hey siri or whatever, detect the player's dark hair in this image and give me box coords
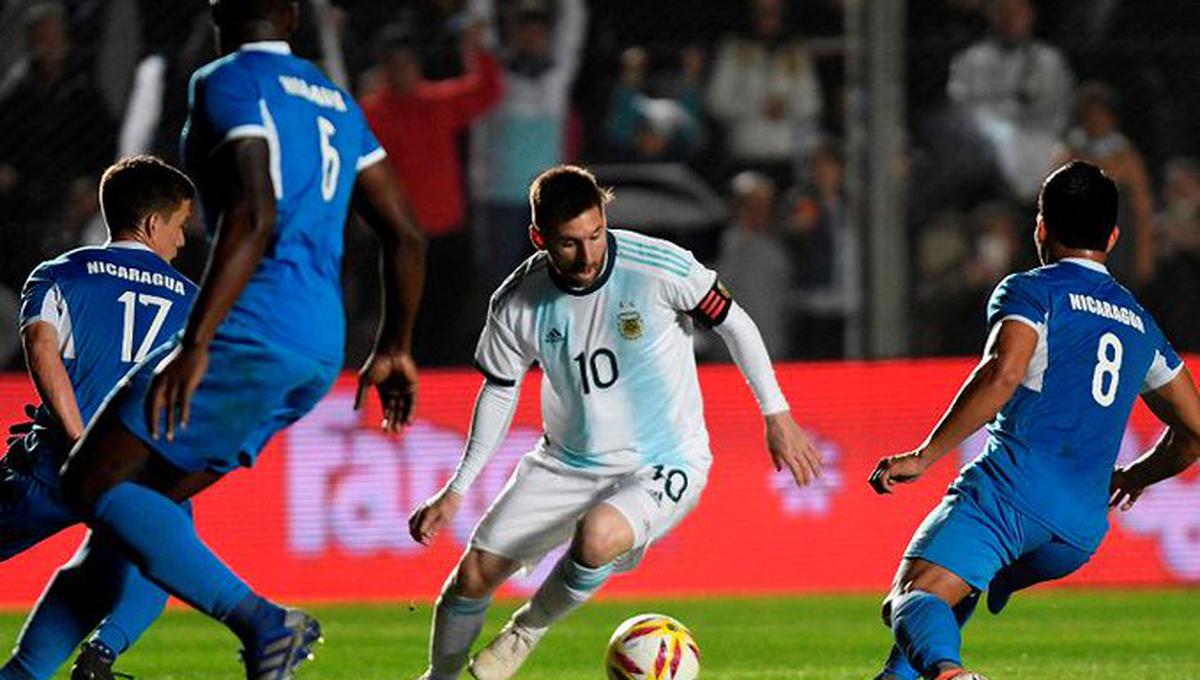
[100,155,195,239]
[1038,160,1118,251]
[209,0,295,23]
[529,165,613,234]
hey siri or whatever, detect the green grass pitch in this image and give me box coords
[2,590,1198,678]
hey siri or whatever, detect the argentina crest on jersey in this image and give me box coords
[617,301,643,340]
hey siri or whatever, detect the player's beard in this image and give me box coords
[568,262,601,287]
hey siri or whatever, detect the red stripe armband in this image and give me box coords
[688,280,733,328]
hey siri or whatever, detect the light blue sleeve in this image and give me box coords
[19,262,64,332]
[193,61,266,143]
[986,273,1048,330]
[355,111,386,173]
[1142,319,1184,393]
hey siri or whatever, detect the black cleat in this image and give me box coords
[240,609,323,680]
[70,641,134,680]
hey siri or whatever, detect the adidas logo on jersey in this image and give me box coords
[545,328,565,344]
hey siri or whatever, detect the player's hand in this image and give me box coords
[1108,465,1145,512]
[145,342,210,442]
[869,450,928,495]
[408,487,462,546]
[766,411,822,488]
[355,349,418,433]
[6,404,37,444]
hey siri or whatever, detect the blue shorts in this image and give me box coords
[904,482,1093,592]
[113,330,338,474]
[0,442,76,560]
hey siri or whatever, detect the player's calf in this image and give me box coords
[423,551,517,680]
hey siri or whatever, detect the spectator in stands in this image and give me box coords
[605,46,705,163]
[117,2,211,162]
[0,0,135,115]
[467,0,588,288]
[785,141,855,358]
[1057,82,1156,287]
[0,2,114,296]
[706,0,823,182]
[912,211,979,355]
[716,171,790,357]
[963,200,1024,289]
[360,21,502,366]
[1158,157,1200,259]
[1147,157,1200,351]
[947,0,1073,204]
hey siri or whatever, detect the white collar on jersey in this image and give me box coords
[239,41,292,55]
[1059,257,1109,274]
[107,240,154,253]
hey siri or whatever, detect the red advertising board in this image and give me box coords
[2,359,1197,608]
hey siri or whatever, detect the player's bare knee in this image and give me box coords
[573,511,634,567]
[449,551,507,599]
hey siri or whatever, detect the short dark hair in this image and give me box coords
[100,155,195,239]
[1038,160,1118,251]
[529,165,613,234]
[210,0,295,24]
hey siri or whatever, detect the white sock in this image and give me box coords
[513,555,614,631]
[428,592,491,680]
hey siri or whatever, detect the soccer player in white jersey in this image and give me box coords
[408,165,823,680]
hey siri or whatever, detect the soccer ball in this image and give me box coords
[605,613,700,680]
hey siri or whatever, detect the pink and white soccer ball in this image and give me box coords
[605,613,700,680]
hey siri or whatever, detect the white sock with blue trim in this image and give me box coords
[513,556,614,632]
[428,592,491,680]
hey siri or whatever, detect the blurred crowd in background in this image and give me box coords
[0,0,1198,370]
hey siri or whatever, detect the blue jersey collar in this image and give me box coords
[1059,257,1109,274]
[239,41,292,55]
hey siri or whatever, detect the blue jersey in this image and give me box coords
[181,41,385,362]
[959,258,1183,551]
[18,242,196,458]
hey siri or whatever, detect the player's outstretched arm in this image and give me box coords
[711,301,822,487]
[869,319,1037,495]
[408,379,520,544]
[1110,367,1200,510]
[21,322,84,442]
[351,160,427,432]
[146,139,275,441]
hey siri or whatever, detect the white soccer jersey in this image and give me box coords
[474,229,728,473]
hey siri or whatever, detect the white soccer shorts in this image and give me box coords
[469,449,710,573]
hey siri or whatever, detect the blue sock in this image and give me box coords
[0,664,36,680]
[91,482,252,623]
[891,590,962,677]
[877,644,920,680]
[89,558,169,654]
[878,592,977,680]
[89,502,191,654]
[225,593,288,649]
[1,538,111,680]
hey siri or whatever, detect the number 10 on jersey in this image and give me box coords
[574,348,619,394]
